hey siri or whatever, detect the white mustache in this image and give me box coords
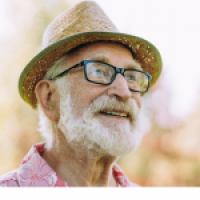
[86,95,139,122]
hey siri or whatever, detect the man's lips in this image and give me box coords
[100,109,129,115]
[99,110,130,120]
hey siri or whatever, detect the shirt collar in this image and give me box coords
[17,143,136,187]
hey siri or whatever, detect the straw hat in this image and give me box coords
[18,1,162,109]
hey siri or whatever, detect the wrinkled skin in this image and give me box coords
[35,42,142,186]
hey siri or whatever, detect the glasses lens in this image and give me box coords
[86,62,115,84]
[124,71,149,92]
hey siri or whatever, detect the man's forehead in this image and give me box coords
[66,41,142,70]
[87,53,142,70]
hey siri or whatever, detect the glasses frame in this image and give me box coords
[50,60,152,93]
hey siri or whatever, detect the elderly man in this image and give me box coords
[0,1,162,187]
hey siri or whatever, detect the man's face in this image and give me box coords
[56,42,143,156]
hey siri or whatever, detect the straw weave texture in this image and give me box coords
[19,1,162,108]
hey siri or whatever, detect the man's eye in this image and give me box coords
[125,76,137,81]
[92,70,104,75]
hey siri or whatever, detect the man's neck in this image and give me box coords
[41,129,118,187]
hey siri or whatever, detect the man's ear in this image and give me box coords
[35,80,60,121]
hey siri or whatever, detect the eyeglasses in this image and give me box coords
[50,60,152,93]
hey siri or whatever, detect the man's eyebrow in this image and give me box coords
[125,61,143,71]
[89,54,109,63]
[89,54,143,70]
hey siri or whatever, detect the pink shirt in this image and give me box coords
[0,143,138,187]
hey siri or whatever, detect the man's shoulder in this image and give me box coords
[0,170,19,187]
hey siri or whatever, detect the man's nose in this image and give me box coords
[107,74,132,101]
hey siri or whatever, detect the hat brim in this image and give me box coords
[18,31,162,109]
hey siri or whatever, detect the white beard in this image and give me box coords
[56,79,143,157]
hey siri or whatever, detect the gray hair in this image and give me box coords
[37,54,68,149]
[43,55,68,80]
